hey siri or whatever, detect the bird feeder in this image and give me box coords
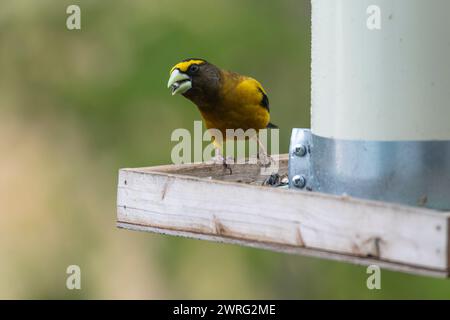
[117,0,450,277]
[289,0,450,210]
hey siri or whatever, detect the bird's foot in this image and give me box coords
[210,155,234,175]
[210,155,235,164]
[210,154,225,164]
[257,152,273,168]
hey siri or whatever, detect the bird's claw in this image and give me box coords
[210,155,233,175]
[257,152,273,168]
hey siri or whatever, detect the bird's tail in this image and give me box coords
[266,122,278,129]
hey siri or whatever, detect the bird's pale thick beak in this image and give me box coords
[167,69,192,95]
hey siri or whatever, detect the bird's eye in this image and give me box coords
[189,64,199,74]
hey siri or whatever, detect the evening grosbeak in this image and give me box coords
[167,58,277,166]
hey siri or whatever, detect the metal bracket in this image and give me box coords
[289,128,450,211]
[288,129,313,190]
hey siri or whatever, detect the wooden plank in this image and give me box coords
[117,222,448,278]
[116,155,450,277]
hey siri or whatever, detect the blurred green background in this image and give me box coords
[1,0,449,299]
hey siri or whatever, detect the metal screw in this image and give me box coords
[294,144,307,157]
[292,175,306,189]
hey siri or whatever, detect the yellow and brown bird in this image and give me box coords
[167,58,277,164]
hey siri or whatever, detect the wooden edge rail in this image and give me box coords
[116,154,450,278]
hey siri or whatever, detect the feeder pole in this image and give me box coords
[311,0,450,141]
[289,0,450,210]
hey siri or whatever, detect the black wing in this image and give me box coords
[258,87,270,112]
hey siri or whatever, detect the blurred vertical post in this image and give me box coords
[311,0,450,141]
[289,0,450,209]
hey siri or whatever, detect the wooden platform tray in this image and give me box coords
[117,154,450,277]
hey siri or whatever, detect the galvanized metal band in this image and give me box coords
[289,128,450,211]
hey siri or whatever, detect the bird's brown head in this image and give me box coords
[167,58,221,106]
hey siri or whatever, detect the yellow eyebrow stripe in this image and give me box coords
[170,60,206,74]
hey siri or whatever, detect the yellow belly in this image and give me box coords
[199,103,270,136]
